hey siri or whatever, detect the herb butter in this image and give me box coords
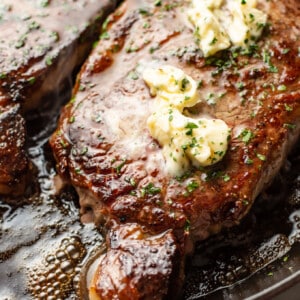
[188,0,267,57]
[143,65,230,176]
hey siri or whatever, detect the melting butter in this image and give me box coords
[188,0,267,57]
[143,65,230,176]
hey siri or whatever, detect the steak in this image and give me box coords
[0,104,28,195]
[50,0,300,299]
[0,0,117,196]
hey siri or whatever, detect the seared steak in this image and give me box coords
[0,0,116,196]
[50,0,300,299]
[0,104,29,196]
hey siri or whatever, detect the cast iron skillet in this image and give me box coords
[0,84,299,300]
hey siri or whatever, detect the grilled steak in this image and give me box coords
[0,0,116,196]
[50,0,300,299]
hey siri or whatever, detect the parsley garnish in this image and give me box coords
[186,180,199,193]
[283,123,296,130]
[239,129,255,144]
[257,153,266,161]
[222,174,231,182]
[277,84,287,91]
[184,219,191,232]
[100,31,110,40]
[185,122,198,136]
[244,157,253,165]
[140,183,161,196]
[115,159,127,174]
[180,77,190,91]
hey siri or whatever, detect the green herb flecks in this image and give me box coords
[27,76,36,85]
[283,123,296,130]
[140,183,161,197]
[115,159,127,175]
[100,31,110,40]
[180,77,190,91]
[186,180,199,193]
[185,122,198,136]
[184,219,191,232]
[239,129,255,144]
[257,153,266,161]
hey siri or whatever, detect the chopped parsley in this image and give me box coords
[197,80,203,89]
[185,122,198,136]
[186,180,199,193]
[180,77,190,91]
[68,116,75,123]
[28,21,40,31]
[284,104,293,112]
[60,140,67,148]
[281,48,290,54]
[257,153,266,161]
[75,167,81,174]
[244,157,253,165]
[27,76,36,85]
[239,129,255,144]
[100,31,110,40]
[115,159,127,174]
[209,37,218,45]
[149,44,160,53]
[262,49,278,73]
[222,174,231,182]
[236,82,245,90]
[140,182,161,196]
[184,219,191,232]
[80,147,88,156]
[94,113,102,123]
[45,55,53,66]
[128,70,139,80]
[277,84,287,91]
[283,123,296,130]
[139,8,152,16]
[39,0,49,7]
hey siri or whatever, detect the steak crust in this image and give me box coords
[0,0,116,196]
[0,104,29,196]
[50,0,300,298]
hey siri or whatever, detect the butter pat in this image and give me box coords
[188,0,267,57]
[226,0,268,46]
[143,65,198,110]
[189,1,231,57]
[144,65,230,176]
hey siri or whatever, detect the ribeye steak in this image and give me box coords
[50,0,300,299]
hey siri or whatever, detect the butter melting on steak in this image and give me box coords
[50,0,300,298]
[0,0,117,196]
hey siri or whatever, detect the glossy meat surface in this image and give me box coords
[50,0,300,298]
[89,223,181,300]
[0,104,29,196]
[0,0,116,196]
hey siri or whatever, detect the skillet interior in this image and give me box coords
[0,85,299,299]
